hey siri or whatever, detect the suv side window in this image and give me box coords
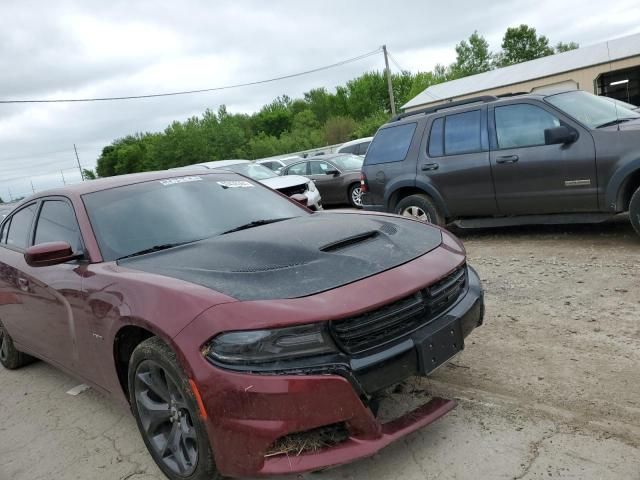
[287,162,308,175]
[365,123,417,165]
[340,144,357,154]
[5,205,37,250]
[34,200,83,252]
[495,104,561,149]
[444,110,482,155]
[428,117,445,157]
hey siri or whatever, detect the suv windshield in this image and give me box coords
[332,155,363,171]
[83,174,306,261]
[545,90,640,128]
[222,163,277,180]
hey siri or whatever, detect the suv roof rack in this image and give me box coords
[496,92,528,98]
[392,95,498,122]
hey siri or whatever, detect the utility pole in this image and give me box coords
[61,170,67,185]
[74,144,84,181]
[8,187,13,202]
[382,45,397,117]
[30,180,35,194]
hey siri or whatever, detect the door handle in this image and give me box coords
[421,163,439,171]
[17,277,29,292]
[496,155,519,164]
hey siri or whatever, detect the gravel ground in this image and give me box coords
[1,217,638,480]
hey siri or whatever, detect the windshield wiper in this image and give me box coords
[220,218,290,235]
[596,118,635,128]
[116,241,194,260]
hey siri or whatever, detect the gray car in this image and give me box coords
[280,154,364,207]
[362,90,640,236]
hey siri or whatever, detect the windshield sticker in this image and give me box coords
[217,181,254,189]
[159,176,203,186]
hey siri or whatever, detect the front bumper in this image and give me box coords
[305,187,322,210]
[190,267,483,477]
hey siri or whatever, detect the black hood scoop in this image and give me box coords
[119,213,442,301]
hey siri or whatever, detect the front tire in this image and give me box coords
[630,186,640,236]
[0,321,33,370]
[349,183,363,208]
[395,194,444,226]
[128,337,219,480]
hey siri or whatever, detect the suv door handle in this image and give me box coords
[421,163,439,171]
[496,155,519,164]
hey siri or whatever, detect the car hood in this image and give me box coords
[119,213,443,301]
[260,175,307,190]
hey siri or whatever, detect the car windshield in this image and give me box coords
[332,155,364,171]
[545,90,640,128]
[222,162,277,180]
[82,174,306,261]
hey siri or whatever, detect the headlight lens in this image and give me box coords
[306,181,317,192]
[207,323,336,365]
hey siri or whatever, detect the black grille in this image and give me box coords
[278,183,308,197]
[330,264,467,354]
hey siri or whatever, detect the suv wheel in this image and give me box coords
[630,186,640,236]
[396,194,444,226]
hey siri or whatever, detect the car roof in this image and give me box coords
[13,170,232,203]
[338,137,373,148]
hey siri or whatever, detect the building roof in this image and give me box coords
[403,32,640,109]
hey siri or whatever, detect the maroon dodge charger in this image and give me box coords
[0,170,484,479]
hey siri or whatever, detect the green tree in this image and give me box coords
[451,31,493,78]
[0,196,4,204]
[496,24,554,67]
[324,116,357,144]
[82,169,97,180]
[555,41,579,53]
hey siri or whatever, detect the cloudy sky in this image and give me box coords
[1,0,639,200]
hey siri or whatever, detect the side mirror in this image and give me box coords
[289,194,307,206]
[24,242,81,267]
[544,126,577,145]
[325,169,340,176]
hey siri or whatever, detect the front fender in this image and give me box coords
[605,158,640,211]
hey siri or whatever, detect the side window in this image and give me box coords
[444,110,482,155]
[34,200,83,252]
[0,219,9,244]
[6,205,37,250]
[340,144,357,154]
[495,104,561,149]
[356,142,370,155]
[309,161,332,175]
[260,161,274,170]
[428,118,444,157]
[286,162,308,175]
[364,123,417,165]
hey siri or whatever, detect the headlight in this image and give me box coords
[206,323,336,365]
[306,181,317,192]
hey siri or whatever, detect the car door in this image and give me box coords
[489,101,597,215]
[308,160,342,203]
[0,203,39,349]
[417,107,497,217]
[284,161,309,177]
[5,198,85,370]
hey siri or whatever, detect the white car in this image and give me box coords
[256,156,304,173]
[336,137,373,156]
[175,160,322,210]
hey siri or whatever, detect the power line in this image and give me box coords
[387,51,406,73]
[0,49,382,104]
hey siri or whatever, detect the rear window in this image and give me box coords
[364,123,417,165]
[5,205,36,250]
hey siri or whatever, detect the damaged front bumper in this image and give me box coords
[192,266,483,477]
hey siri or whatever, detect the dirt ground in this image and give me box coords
[1,217,638,480]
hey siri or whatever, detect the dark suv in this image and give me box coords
[361,90,640,236]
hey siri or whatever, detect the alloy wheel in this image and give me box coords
[351,186,363,207]
[401,206,432,223]
[134,360,198,476]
